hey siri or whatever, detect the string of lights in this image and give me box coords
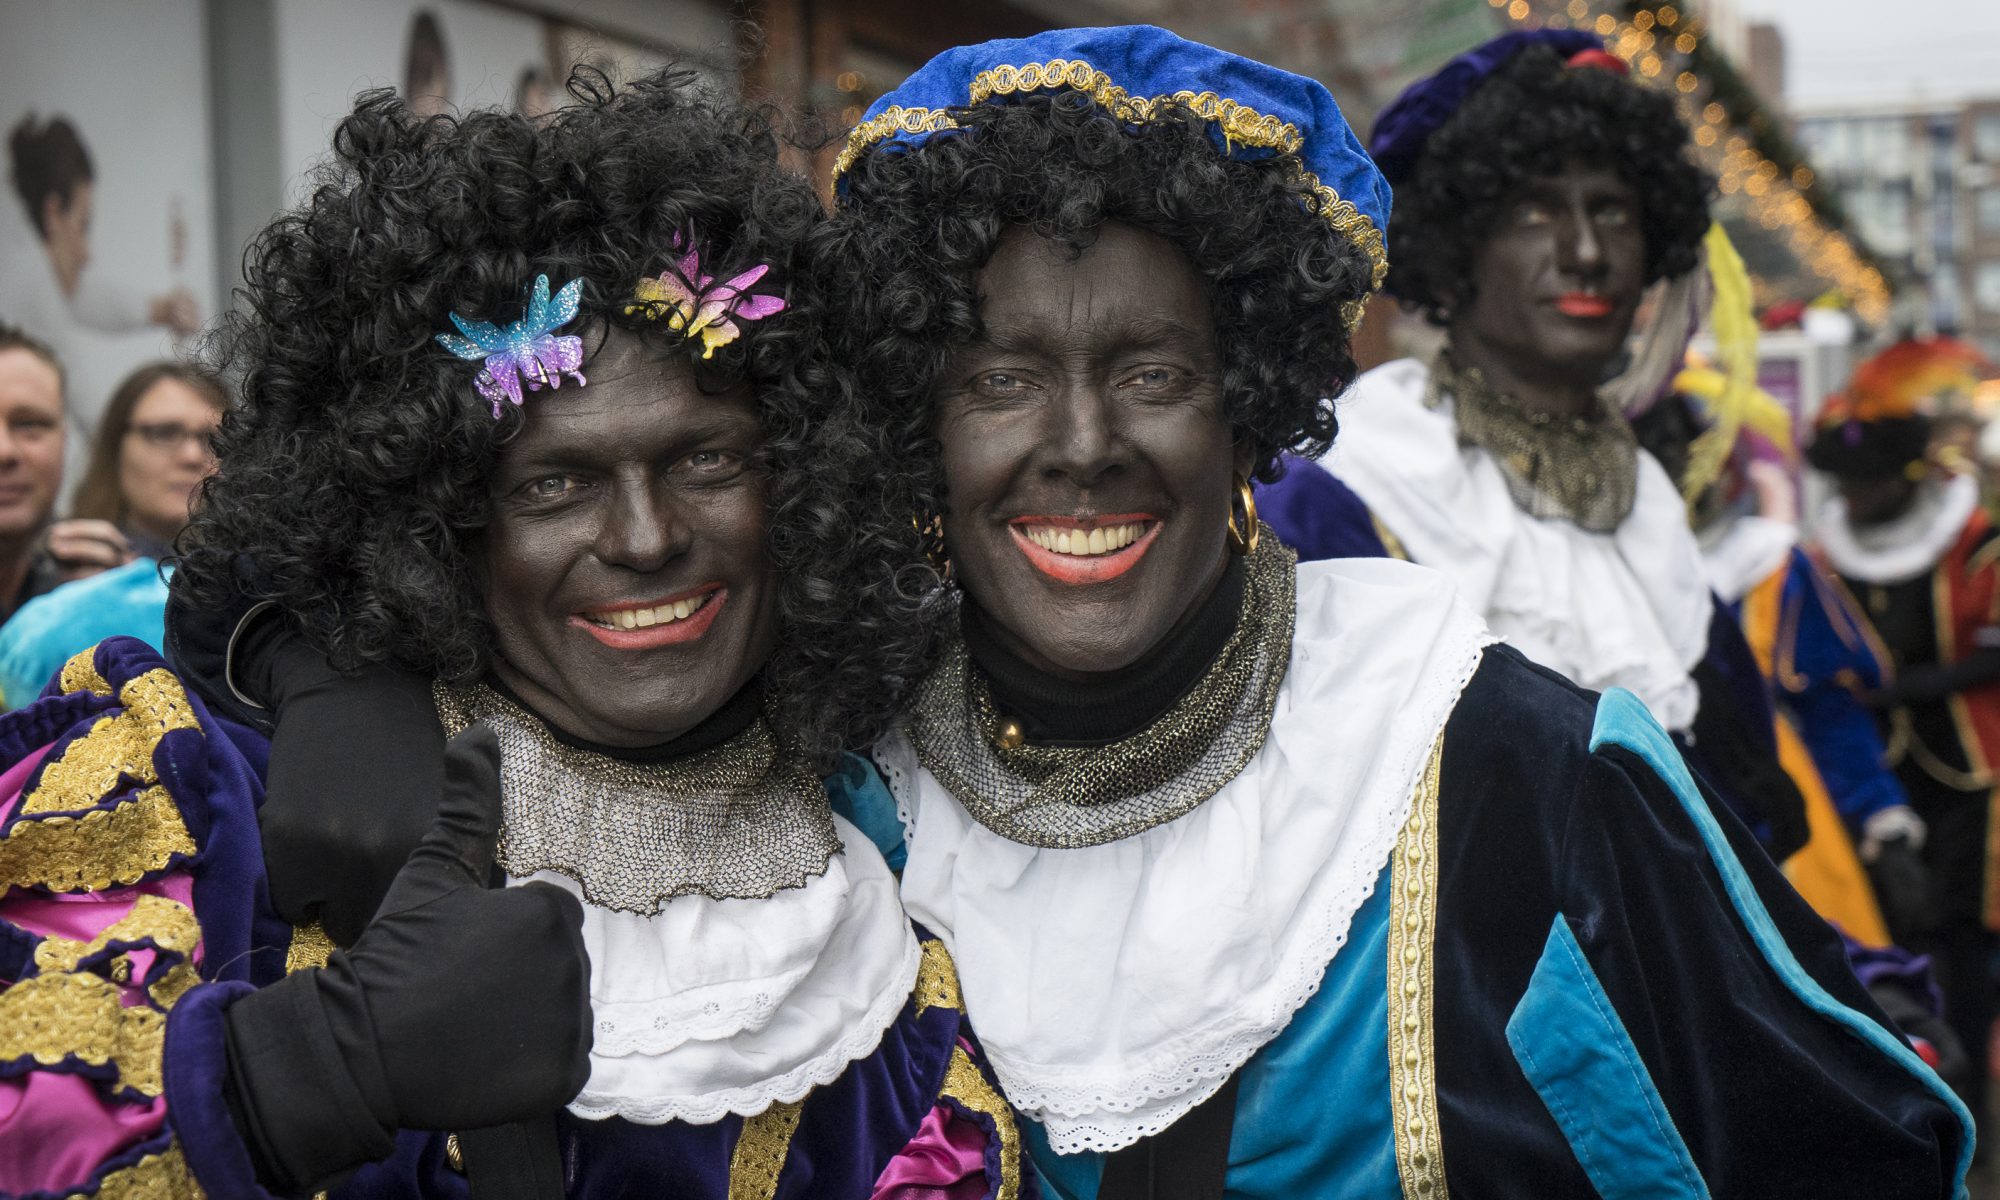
[1487,0,1893,324]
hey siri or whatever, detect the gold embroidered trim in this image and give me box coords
[1387,735,1448,1199]
[940,1046,1022,1200]
[0,970,167,1097]
[33,894,202,976]
[726,1098,804,1200]
[286,921,335,973]
[831,55,1388,325]
[0,785,197,892]
[60,646,113,696]
[914,938,963,1015]
[95,1143,205,1199]
[27,668,201,816]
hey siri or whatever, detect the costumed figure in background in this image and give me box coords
[1809,335,2000,1131]
[1292,29,1808,860]
[0,72,1021,1199]
[809,25,1970,1198]
[1634,357,1965,1090]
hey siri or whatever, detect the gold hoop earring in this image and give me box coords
[1226,475,1259,556]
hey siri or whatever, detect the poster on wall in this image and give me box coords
[0,0,216,454]
[273,0,557,197]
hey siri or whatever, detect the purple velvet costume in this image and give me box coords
[0,637,1028,1199]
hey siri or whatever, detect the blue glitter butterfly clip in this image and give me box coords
[434,274,586,418]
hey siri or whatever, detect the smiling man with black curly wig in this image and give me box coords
[0,69,1024,1199]
[814,25,1969,1199]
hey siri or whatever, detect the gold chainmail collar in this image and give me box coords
[907,531,1297,848]
[1432,350,1638,533]
[434,682,837,914]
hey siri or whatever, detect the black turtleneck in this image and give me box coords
[486,672,764,764]
[960,556,1245,747]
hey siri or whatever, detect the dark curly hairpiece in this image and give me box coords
[1385,45,1714,324]
[782,92,1378,748]
[176,68,856,761]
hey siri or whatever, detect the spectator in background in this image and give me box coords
[0,324,67,619]
[70,360,224,559]
[0,361,223,705]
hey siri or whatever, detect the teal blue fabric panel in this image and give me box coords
[1227,871,1398,1198]
[1507,915,1709,1200]
[1024,1119,1103,1200]
[0,558,169,709]
[825,751,907,871]
[1588,686,1976,1192]
[1024,867,1400,1200]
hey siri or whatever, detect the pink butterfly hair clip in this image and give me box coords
[435,274,586,418]
[624,229,788,359]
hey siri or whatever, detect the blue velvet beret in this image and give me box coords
[832,25,1391,306]
[1367,29,1604,187]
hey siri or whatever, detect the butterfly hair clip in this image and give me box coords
[435,274,587,418]
[624,229,787,359]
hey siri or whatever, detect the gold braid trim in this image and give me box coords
[831,56,1387,326]
[61,646,114,697]
[0,785,198,892]
[913,938,963,1015]
[726,1099,805,1200]
[1387,735,1448,1199]
[33,894,202,975]
[286,921,336,972]
[27,668,201,816]
[940,1046,1022,1200]
[0,970,167,1097]
[95,1144,205,1199]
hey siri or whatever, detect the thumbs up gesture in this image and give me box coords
[222,728,592,1192]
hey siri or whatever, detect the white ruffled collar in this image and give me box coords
[877,557,1490,1154]
[1817,474,1979,587]
[1329,357,1711,731]
[512,814,920,1125]
[1699,514,1799,604]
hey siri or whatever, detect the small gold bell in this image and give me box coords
[994,718,1025,751]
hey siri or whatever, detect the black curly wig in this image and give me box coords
[176,68,859,761]
[1385,45,1713,324]
[784,92,1380,746]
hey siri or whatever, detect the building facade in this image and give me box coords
[1797,99,2000,360]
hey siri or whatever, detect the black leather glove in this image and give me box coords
[243,611,446,947]
[223,728,592,1193]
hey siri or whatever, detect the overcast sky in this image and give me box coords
[1734,0,2000,110]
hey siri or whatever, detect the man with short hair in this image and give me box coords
[0,323,68,618]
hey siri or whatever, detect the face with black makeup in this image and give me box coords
[933,222,1248,681]
[1450,160,1646,393]
[1838,472,1921,529]
[480,325,778,746]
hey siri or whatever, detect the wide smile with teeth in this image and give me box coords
[1019,521,1149,557]
[585,592,713,630]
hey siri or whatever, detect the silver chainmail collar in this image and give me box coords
[1431,349,1638,533]
[906,533,1297,849]
[434,681,838,914]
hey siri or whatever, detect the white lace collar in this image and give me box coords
[876,557,1490,1154]
[512,814,920,1125]
[1699,515,1799,604]
[1816,474,1979,587]
[1330,357,1711,731]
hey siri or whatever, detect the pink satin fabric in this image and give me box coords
[870,1097,994,1200]
[0,1074,167,1192]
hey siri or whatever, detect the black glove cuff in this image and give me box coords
[223,968,397,1193]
